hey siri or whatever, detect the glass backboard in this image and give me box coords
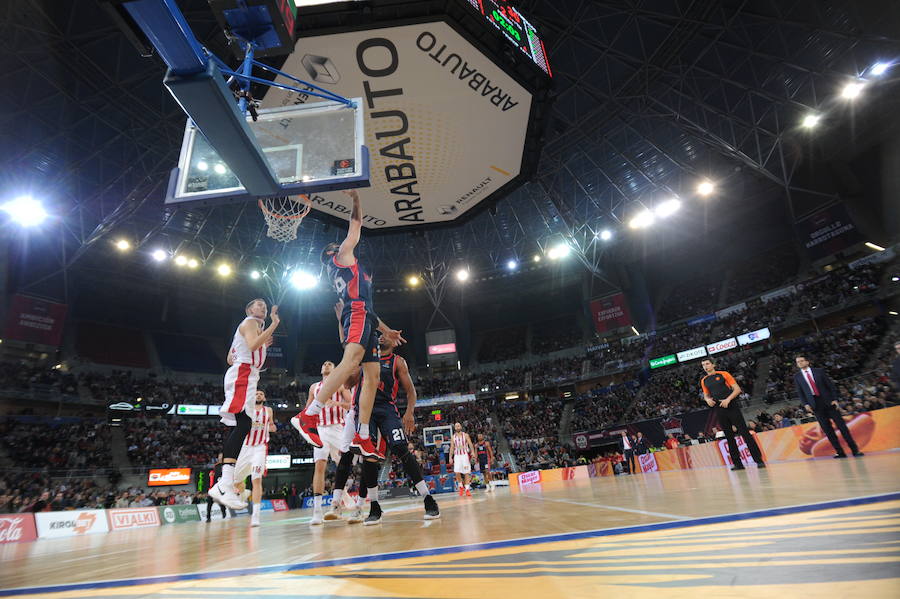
[166,99,368,205]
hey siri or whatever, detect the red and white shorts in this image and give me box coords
[235,443,267,481]
[219,362,260,426]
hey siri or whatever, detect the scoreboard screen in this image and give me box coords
[466,0,552,76]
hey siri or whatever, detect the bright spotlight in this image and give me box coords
[533,255,541,263]
[197,161,208,172]
[2,196,48,227]
[655,198,681,218]
[600,229,612,241]
[506,259,518,270]
[870,62,890,76]
[629,209,655,229]
[214,163,227,175]
[187,258,199,269]
[841,81,864,100]
[455,269,470,282]
[865,242,886,252]
[801,114,821,129]
[290,270,317,290]
[697,181,715,196]
[217,264,232,277]
[151,249,167,262]
[408,275,420,286]
[250,270,261,280]
[548,244,570,260]
[115,239,131,251]
[174,255,188,267]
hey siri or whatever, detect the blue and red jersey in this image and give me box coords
[327,255,378,321]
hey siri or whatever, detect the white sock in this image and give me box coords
[358,427,369,439]
[357,495,365,508]
[465,484,470,490]
[367,487,378,502]
[252,503,260,517]
[414,480,430,496]
[332,489,343,506]
[220,464,235,488]
[305,400,325,416]
[313,495,322,510]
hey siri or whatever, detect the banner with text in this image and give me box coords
[590,293,632,334]
[706,337,738,355]
[795,203,863,261]
[36,510,109,539]
[4,294,68,346]
[107,507,160,531]
[0,513,37,544]
[158,505,202,525]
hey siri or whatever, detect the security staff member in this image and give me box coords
[700,358,766,471]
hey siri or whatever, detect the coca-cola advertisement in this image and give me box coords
[589,293,632,334]
[0,514,38,544]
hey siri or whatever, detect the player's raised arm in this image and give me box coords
[336,190,362,266]
[267,407,276,433]
[241,305,280,352]
[395,355,417,435]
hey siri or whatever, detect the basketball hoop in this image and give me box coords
[258,195,312,242]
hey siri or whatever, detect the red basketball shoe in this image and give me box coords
[290,412,323,448]
[350,434,385,460]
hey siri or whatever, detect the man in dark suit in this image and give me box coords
[619,431,636,474]
[793,355,864,458]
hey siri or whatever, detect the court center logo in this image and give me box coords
[301,54,340,84]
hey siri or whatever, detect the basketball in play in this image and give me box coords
[1,1,899,598]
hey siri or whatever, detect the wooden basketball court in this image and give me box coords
[2,453,898,598]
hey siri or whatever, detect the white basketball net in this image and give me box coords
[258,196,311,242]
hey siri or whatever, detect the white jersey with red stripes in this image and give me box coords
[244,405,272,446]
[311,381,346,427]
[453,432,471,457]
[229,316,267,369]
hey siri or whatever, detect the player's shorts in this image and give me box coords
[219,362,259,426]
[313,424,344,462]
[453,455,472,475]
[234,443,267,481]
[341,301,380,364]
[366,401,406,453]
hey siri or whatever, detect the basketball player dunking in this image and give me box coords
[474,433,496,493]
[211,299,279,510]
[291,361,353,525]
[233,390,275,527]
[450,423,476,497]
[293,190,405,460]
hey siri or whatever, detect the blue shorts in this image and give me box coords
[365,401,406,454]
[341,301,379,364]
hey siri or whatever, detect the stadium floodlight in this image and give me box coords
[841,81,864,100]
[214,163,227,175]
[801,114,821,129]
[151,249,167,262]
[290,269,317,290]
[115,239,131,251]
[865,242,886,252]
[600,229,612,241]
[217,263,232,277]
[533,255,541,263]
[655,198,681,218]
[2,196,48,227]
[197,161,208,172]
[174,255,188,266]
[629,209,655,229]
[408,275,420,286]
[506,259,518,271]
[548,244,570,260]
[456,268,470,282]
[870,62,890,76]
[187,258,199,269]
[697,181,715,197]
[250,270,261,280]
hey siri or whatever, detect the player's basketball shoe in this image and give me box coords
[363,501,383,526]
[209,482,247,510]
[350,434,384,460]
[291,413,323,448]
[465,488,472,497]
[310,511,324,525]
[323,505,342,521]
[423,495,440,520]
[250,515,260,527]
[458,487,464,496]
[347,507,364,524]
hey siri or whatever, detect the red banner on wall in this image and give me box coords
[4,294,68,346]
[589,293,632,334]
[0,513,38,544]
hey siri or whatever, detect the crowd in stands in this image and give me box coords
[795,264,884,314]
[724,244,799,303]
[0,419,112,472]
[655,270,724,324]
[0,362,78,396]
[571,385,634,432]
[532,318,583,354]
[477,325,527,363]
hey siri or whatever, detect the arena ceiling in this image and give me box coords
[3,0,899,301]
